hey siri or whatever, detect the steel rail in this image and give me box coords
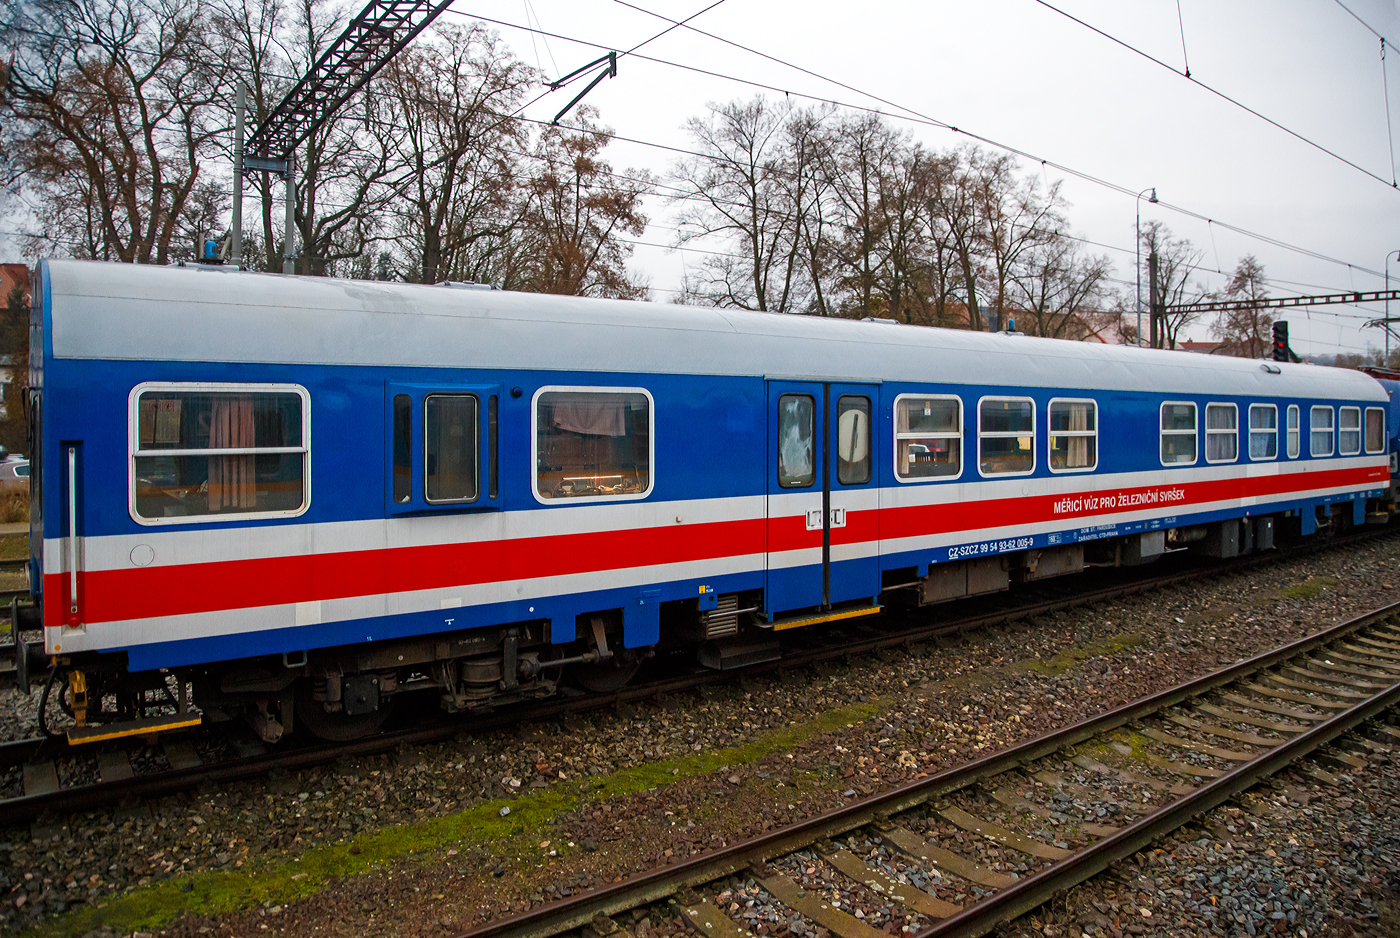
[915,662,1400,937]
[0,527,1392,827]
[447,597,1400,938]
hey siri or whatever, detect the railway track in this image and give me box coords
[448,600,1400,938]
[0,525,1393,830]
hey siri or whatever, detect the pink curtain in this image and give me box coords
[207,396,256,510]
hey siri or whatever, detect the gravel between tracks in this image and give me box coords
[2,536,1399,937]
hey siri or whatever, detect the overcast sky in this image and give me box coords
[6,0,1399,358]
[456,0,1400,356]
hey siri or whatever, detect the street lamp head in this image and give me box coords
[1148,188,1158,204]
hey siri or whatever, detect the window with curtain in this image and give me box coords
[894,396,961,480]
[1287,405,1300,458]
[1205,404,1238,463]
[1366,407,1386,455]
[1339,407,1361,456]
[979,398,1035,475]
[1248,404,1277,460]
[133,387,307,521]
[535,390,651,499]
[1310,406,1334,457]
[1160,402,1197,465]
[1048,400,1096,471]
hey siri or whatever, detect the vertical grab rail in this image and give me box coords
[67,445,77,618]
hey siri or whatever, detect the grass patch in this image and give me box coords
[1280,576,1341,600]
[24,698,884,937]
[0,493,26,526]
[1016,632,1146,676]
[0,533,27,562]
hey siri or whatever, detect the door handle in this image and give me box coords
[805,509,823,531]
[67,445,78,619]
[830,507,847,528]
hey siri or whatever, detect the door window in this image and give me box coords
[836,396,871,485]
[424,394,479,503]
[777,394,816,488]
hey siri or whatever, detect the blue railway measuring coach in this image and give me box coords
[17,259,1393,743]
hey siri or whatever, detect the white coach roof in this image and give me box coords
[41,259,1386,401]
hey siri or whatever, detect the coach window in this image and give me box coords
[1248,404,1277,460]
[535,388,652,501]
[392,394,412,503]
[131,384,309,523]
[1339,406,1362,456]
[1310,406,1334,457]
[1205,403,1238,463]
[424,394,478,503]
[1160,401,1197,466]
[1366,407,1386,455]
[1048,399,1096,472]
[979,397,1035,476]
[1287,405,1300,458]
[895,395,961,480]
[776,394,816,488]
[836,396,872,485]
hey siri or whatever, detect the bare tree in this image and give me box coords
[1213,255,1272,357]
[921,148,980,328]
[1009,236,1112,338]
[781,105,838,316]
[671,96,803,313]
[872,143,942,324]
[380,23,533,284]
[1139,221,1214,349]
[284,0,396,276]
[973,152,1065,332]
[3,0,228,263]
[210,0,291,270]
[823,111,904,317]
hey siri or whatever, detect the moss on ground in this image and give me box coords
[1105,730,1155,763]
[1279,576,1341,600]
[23,697,884,937]
[1017,632,1146,676]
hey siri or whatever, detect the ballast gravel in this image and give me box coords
[0,535,1396,936]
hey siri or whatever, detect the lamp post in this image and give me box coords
[1389,250,1400,366]
[1136,187,1158,347]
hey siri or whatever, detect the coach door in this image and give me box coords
[765,381,880,619]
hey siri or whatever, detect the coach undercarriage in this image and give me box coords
[186,614,652,743]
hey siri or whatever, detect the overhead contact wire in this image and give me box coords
[517,2,1390,276]
[1031,0,1398,189]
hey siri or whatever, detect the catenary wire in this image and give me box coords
[1333,0,1384,40]
[8,11,1391,281]
[1030,0,1397,189]
[5,8,1391,283]
[449,4,1392,278]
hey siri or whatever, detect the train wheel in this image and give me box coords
[572,655,640,693]
[570,616,640,693]
[295,681,392,741]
